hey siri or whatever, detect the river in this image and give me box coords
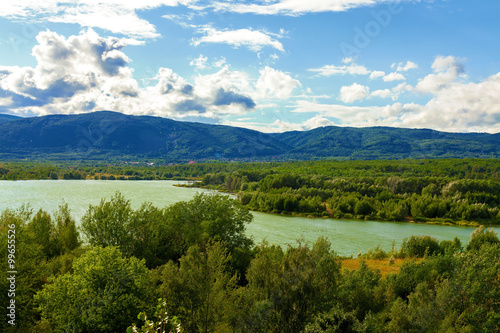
[1,180,497,256]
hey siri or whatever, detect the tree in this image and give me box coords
[53,202,81,253]
[160,193,253,262]
[156,242,238,333]
[467,225,499,251]
[81,192,133,250]
[25,209,60,258]
[35,246,150,333]
[240,238,340,333]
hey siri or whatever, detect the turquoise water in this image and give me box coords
[1,180,497,256]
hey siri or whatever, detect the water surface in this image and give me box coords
[1,180,497,256]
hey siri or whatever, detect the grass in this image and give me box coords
[341,258,408,277]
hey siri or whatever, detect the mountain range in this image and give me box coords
[0,111,498,161]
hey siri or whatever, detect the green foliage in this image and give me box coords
[303,306,367,333]
[53,202,81,253]
[0,205,84,332]
[467,225,499,251]
[128,298,182,333]
[400,235,442,257]
[155,242,237,333]
[338,261,383,320]
[35,246,150,333]
[237,238,340,333]
[81,192,133,249]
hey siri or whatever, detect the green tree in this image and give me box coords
[81,192,133,250]
[156,242,238,333]
[35,246,150,333]
[240,238,340,333]
[53,203,81,253]
[467,225,499,251]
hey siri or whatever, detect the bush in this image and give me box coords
[400,235,442,257]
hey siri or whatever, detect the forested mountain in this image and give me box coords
[272,126,500,159]
[0,111,498,161]
[0,111,288,160]
[0,113,22,124]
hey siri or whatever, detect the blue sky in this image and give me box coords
[0,0,499,133]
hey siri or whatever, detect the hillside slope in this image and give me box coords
[0,111,498,161]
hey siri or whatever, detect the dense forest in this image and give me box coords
[0,111,499,161]
[1,159,499,225]
[1,193,499,332]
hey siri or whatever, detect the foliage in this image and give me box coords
[35,246,150,333]
[128,298,181,333]
[155,242,238,333]
[466,225,499,251]
[1,111,499,160]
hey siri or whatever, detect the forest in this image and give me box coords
[196,159,500,225]
[2,159,499,225]
[1,192,499,332]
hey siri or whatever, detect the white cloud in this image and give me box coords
[369,70,386,80]
[371,83,412,100]
[290,68,500,133]
[191,26,284,52]
[303,114,336,128]
[213,57,226,68]
[371,89,392,99]
[309,63,370,76]
[0,1,198,40]
[213,0,407,16]
[0,96,13,106]
[415,55,465,94]
[340,83,369,103]
[395,61,418,72]
[226,114,336,133]
[383,72,406,82]
[400,72,500,133]
[190,55,208,70]
[256,67,301,100]
[0,29,262,120]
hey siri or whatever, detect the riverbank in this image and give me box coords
[179,183,494,228]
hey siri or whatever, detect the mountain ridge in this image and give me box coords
[0,111,498,161]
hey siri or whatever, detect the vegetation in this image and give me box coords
[1,193,499,332]
[1,158,499,225]
[195,159,500,225]
[0,111,499,161]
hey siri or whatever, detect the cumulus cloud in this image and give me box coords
[191,26,285,52]
[340,83,369,103]
[383,72,406,82]
[0,29,261,119]
[400,72,500,133]
[369,70,386,80]
[371,83,412,100]
[290,65,500,134]
[190,55,208,70]
[393,61,418,72]
[256,67,301,99]
[371,89,392,99]
[415,56,465,94]
[226,114,336,133]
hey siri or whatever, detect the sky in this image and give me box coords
[0,0,499,133]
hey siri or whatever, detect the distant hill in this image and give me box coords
[0,111,498,161]
[0,114,22,124]
[0,111,289,161]
[272,126,500,159]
